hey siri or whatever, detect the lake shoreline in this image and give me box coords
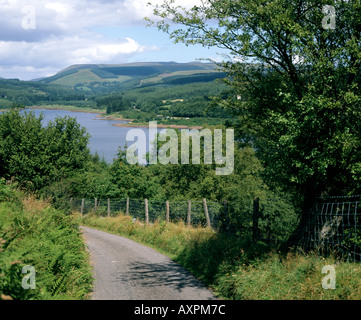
[30,105,106,114]
[111,123,203,130]
[96,114,204,129]
[28,106,204,129]
[95,114,134,122]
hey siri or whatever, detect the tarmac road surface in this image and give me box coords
[81,226,216,300]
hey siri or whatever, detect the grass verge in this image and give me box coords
[78,213,361,300]
[0,182,93,300]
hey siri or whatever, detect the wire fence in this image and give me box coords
[298,196,361,262]
[70,196,299,241]
[71,195,361,263]
[70,197,224,229]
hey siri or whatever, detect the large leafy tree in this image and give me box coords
[109,148,164,200]
[148,0,361,212]
[0,109,90,190]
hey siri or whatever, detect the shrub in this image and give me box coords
[0,188,93,300]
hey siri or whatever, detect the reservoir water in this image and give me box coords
[21,108,156,163]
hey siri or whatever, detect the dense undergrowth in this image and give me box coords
[3,171,361,300]
[0,181,93,300]
[79,213,361,300]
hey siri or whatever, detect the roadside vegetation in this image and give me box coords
[79,213,361,300]
[0,180,93,300]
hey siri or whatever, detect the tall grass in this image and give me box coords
[0,182,93,300]
[79,213,361,300]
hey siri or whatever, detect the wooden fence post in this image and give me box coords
[107,198,110,217]
[253,197,260,241]
[126,198,130,215]
[166,201,170,223]
[81,198,84,216]
[203,198,211,228]
[187,200,192,227]
[145,199,149,225]
[94,198,97,214]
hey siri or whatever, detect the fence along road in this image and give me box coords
[72,197,222,229]
[81,226,216,300]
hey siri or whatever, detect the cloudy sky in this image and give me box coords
[0,0,224,80]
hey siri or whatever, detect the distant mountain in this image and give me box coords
[31,77,46,81]
[0,62,227,108]
[38,62,223,92]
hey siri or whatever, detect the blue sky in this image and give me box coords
[93,26,224,63]
[0,0,225,80]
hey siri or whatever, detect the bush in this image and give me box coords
[0,186,93,300]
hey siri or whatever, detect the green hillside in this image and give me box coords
[0,78,87,108]
[38,62,222,92]
[0,62,228,122]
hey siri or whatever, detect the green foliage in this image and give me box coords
[97,80,229,121]
[45,116,90,173]
[0,78,86,107]
[0,109,90,191]
[0,109,50,190]
[162,72,227,85]
[0,184,93,300]
[99,127,297,238]
[0,178,20,203]
[342,228,361,252]
[149,0,361,202]
[41,154,117,211]
[258,193,300,241]
[96,93,132,114]
[156,117,226,127]
[119,110,158,123]
[109,148,164,200]
[81,215,361,300]
[215,250,361,300]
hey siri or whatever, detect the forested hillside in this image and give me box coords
[38,62,219,88]
[95,81,231,124]
[0,62,230,126]
[0,79,87,109]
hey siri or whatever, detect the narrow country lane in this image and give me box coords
[81,226,217,300]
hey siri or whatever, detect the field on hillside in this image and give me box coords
[51,69,132,87]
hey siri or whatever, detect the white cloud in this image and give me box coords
[0,0,212,80]
[0,34,160,79]
[44,2,73,15]
[70,37,154,63]
[0,0,168,79]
